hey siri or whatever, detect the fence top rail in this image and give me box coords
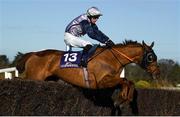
[0,67,17,73]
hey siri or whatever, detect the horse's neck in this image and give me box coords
[115,45,144,64]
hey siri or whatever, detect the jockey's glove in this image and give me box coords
[105,39,115,47]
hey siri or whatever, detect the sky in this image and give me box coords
[0,0,180,62]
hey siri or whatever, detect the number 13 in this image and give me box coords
[64,53,77,62]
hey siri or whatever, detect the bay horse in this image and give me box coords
[16,40,160,114]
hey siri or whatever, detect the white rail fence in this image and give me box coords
[0,67,18,79]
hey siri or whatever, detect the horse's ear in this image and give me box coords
[142,40,147,47]
[142,40,149,50]
[150,41,154,48]
[142,40,154,49]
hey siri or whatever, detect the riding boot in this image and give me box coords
[80,44,92,67]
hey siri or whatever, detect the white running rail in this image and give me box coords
[0,67,18,79]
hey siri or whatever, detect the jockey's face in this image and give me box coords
[90,16,99,24]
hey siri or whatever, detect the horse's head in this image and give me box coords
[140,41,160,79]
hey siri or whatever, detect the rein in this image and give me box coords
[87,46,135,64]
[111,48,134,62]
[87,47,107,62]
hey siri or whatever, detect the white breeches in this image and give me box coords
[64,33,92,51]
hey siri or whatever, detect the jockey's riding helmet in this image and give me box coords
[87,7,103,17]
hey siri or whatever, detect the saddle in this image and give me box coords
[60,44,99,68]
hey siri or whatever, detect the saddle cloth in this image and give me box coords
[60,44,98,68]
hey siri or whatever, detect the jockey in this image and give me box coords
[64,6,115,67]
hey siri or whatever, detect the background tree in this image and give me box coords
[167,63,180,85]
[158,59,175,80]
[125,63,151,82]
[10,52,24,67]
[0,55,9,68]
[125,59,180,87]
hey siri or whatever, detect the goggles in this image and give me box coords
[91,15,100,19]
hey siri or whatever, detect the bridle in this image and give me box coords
[110,47,159,79]
[88,47,135,66]
[140,49,157,69]
[88,46,157,71]
[110,47,157,71]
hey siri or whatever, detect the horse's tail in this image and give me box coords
[16,52,33,73]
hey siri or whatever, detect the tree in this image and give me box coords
[125,59,180,86]
[11,52,24,67]
[167,63,180,84]
[0,55,9,68]
[158,59,175,80]
[125,63,151,82]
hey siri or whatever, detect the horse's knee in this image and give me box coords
[121,85,129,100]
[118,80,135,101]
[126,81,135,101]
[112,80,135,108]
[128,80,135,89]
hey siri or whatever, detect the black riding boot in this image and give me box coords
[80,44,92,67]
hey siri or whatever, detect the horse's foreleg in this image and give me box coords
[111,79,135,115]
[126,80,135,102]
[112,79,135,109]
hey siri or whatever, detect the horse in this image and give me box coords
[16,40,160,115]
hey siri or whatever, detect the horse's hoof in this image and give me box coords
[114,101,125,110]
[119,104,124,109]
[114,101,119,108]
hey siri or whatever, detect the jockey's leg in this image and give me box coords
[80,44,93,67]
[64,32,92,48]
[64,33,93,67]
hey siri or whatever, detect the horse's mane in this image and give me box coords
[99,40,141,48]
[115,40,141,47]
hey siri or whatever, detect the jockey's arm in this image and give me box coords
[80,20,109,43]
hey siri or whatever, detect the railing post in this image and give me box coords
[15,70,19,77]
[5,72,12,79]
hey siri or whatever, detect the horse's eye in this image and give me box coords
[147,53,154,62]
